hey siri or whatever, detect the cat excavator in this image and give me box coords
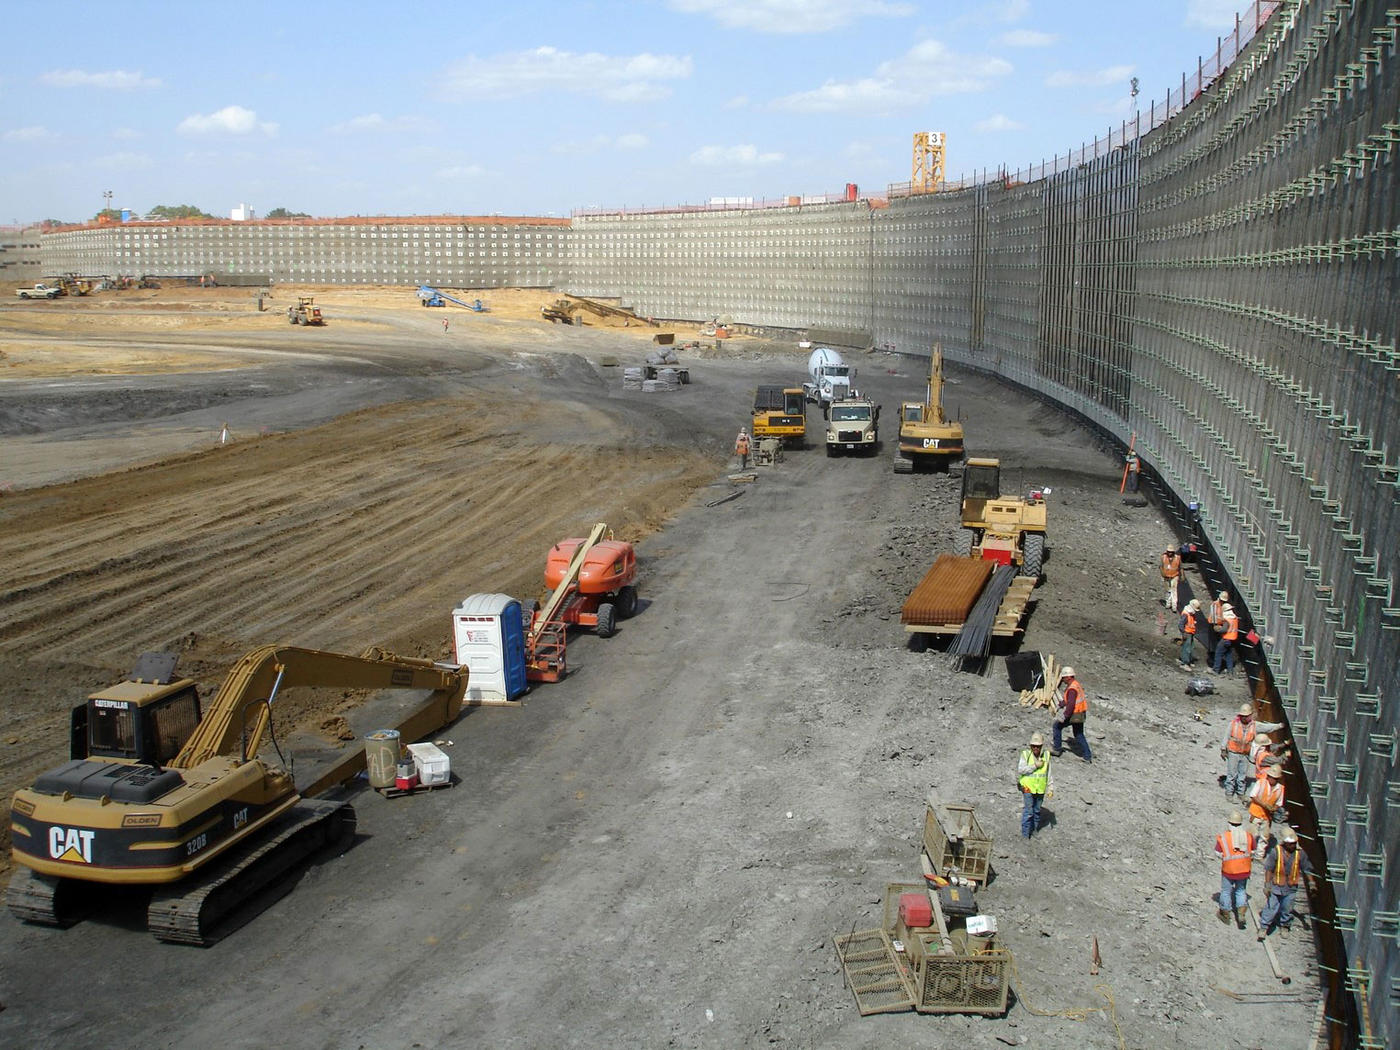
[894,346,964,473]
[7,646,467,944]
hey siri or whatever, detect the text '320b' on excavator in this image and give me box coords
[7,647,466,944]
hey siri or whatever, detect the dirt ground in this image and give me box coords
[0,285,1322,1049]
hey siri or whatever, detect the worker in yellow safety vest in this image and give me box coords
[1258,828,1314,939]
[1017,732,1052,838]
[1215,810,1257,929]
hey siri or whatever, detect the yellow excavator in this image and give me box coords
[8,646,466,944]
[894,346,964,473]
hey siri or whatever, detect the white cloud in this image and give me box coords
[111,127,141,140]
[4,126,55,142]
[1046,64,1135,88]
[328,113,432,134]
[689,144,784,166]
[178,105,278,136]
[975,114,1027,132]
[772,39,1012,113]
[437,164,486,179]
[440,47,691,103]
[998,28,1056,46]
[1185,0,1242,30]
[552,133,650,154]
[40,68,161,90]
[668,0,913,33]
[92,151,153,170]
[725,95,749,109]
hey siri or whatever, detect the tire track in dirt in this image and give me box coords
[0,388,719,871]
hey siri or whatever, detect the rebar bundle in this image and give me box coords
[949,566,1015,657]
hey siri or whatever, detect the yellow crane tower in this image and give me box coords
[912,131,946,194]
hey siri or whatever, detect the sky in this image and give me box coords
[1,0,1263,224]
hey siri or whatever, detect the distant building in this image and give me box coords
[230,203,255,222]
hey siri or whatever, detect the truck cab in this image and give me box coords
[825,396,880,456]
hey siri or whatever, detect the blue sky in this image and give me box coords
[2,0,1261,223]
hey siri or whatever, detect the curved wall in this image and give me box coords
[569,3,1398,1042]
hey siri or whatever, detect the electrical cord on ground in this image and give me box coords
[1000,949,1129,1050]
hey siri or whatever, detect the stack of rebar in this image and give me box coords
[949,565,1015,657]
[901,555,993,625]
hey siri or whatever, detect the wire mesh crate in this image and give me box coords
[923,802,993,885]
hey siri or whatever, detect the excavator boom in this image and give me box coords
[174,645,465,768]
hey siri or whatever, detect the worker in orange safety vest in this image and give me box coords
[1211,601,1241,676]
[1247,766,1285,853]
[1220,703,1283,801]
[1050,667,1091,762]
[1160,548,1182,611]
[1215,810,1257,929]
[1177,599,1201,668]
[734,427,751,470]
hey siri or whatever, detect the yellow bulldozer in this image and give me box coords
[894,346,964,473]
[955,458,1048,578]
[7,646,466,944]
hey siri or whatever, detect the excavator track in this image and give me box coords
[5,865,92,928]
[146,798,355,946]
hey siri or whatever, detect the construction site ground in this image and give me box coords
[0,285,1321,1048]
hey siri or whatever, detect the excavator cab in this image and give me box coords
[69,653,202,765]
[961,458,1002,503]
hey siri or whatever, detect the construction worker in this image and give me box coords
[1017,732,1052,838]
[1050,666,1091,762]
[1220,703,1283,800]
[1160,547,1182,612]
[1215,810,1257,929]
[1125,452,1140,493]
[1258,828,1314,939]
[1250,731,1287,783]
[1178,599,1202,668]
[1207,591,1230,658]
[1247,766,1285,852]
[1211,601,1240,676]
[734,427,751,470]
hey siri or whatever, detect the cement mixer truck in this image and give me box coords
[803,347,856,414]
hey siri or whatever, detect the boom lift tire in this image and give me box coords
[595,603,617,639]
[954,529,975,558]
[1021,534,1045,579]
[617,585,638,619]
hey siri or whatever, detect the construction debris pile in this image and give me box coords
[623,344,690,391]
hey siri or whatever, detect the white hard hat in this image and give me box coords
[1059,667,1075,680]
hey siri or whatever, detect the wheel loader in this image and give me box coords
[894,347,964,473]
[7,647,466,944]
[955,458,1048,578]
[287,296,324,325]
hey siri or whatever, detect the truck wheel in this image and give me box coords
[616,586,638,619]
[596,603,617,638]
[520,598,539,632]
[954,529,975,558]
[1021,534,1045,579]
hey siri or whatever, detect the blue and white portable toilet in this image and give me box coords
[452,593,527,702]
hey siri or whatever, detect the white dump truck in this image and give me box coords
[803,347,855,412]
[825,394,880,456]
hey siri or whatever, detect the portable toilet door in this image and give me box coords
[451,593,527,702]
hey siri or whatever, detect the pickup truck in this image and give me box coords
[16,284,61,300]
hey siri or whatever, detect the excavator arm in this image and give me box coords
[172,645,466,768]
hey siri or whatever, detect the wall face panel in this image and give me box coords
[32,4,1397,1040]
[40,219,569,288]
